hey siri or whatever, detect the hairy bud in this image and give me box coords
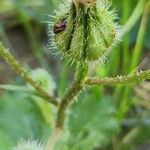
[13,140,44,150]
[73,0,96,7]
[50,0,119,62]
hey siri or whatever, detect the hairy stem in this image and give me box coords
[0,43,59,106]
[85,70,150,86]
[56,62,88,129]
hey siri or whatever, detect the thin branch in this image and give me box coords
[46,62,88,149]
[0,84,54,99]
[85,70,150,86]
[0,84,33,92]
[0,42,59,106]
[56,62,88,129]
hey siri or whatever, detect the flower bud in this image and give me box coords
[50,0,119,62]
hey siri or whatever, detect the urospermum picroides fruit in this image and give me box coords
[49,0,120,62]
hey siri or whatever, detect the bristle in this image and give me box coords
[47,0,121,65]
[13,140,44,150]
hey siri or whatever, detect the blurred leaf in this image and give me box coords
[56,94,120,150]
[0,91,51,149]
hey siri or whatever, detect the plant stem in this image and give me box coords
[122,0,130,73]
[117,0,150,119]
[0,43,59,106]
[47,62,88,149]
[85,70,150,86]
[55,62,88,129]
[130,0,150,71]
[46,128,63,150]
[123,0,147,35]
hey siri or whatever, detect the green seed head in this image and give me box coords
[50,0,120,63]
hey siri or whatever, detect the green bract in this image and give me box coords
[51,0,119,62]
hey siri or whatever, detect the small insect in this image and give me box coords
[53,19,67,34]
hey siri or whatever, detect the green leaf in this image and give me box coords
[56,94,120,150]
[0,92,51,150]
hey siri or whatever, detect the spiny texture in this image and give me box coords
[50,0,119,62]
[13,140,44,150]
[85,70,150,86]
[56,62,88,128]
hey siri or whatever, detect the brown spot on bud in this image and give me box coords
[53,19,67,34]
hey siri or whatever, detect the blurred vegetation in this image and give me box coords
[0,0,150,149]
